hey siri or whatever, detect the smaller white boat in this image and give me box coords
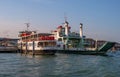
[18,30,57,55]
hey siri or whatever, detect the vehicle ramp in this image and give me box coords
[98,42,115,51]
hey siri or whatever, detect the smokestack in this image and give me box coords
[80,23,84,48]
[64,21,69,36]
[80,23,83,38]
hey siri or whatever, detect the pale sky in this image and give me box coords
[0,0,120,42]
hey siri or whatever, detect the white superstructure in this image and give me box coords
[18,31,57,55]
[51,21,85,50]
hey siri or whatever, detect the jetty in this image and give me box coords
[0,38,18,53]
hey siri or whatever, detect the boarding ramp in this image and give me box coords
[98,42,115,51]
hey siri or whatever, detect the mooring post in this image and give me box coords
[25,42,28,56]
[32,40,35,57]
[20,42,23,56]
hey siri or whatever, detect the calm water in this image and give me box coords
[0,51,120,77]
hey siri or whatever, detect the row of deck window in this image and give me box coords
[18,42,56,47]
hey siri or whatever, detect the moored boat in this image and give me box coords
[51,20,115,55]
[18,25,57,55]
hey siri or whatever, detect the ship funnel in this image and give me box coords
[64,21,69,36]
[80,23,83,38]
[79,23,84,48]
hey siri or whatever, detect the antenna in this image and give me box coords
[25,23,30,31]
[64,13,69,25]
[64,13,67,22]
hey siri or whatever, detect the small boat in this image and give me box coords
[51,20,115,56]
[18,25,57,55]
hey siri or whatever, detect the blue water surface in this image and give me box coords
[0,51,120,77]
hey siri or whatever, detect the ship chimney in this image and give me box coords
[80,23,83,38]
[64,21,69,36]
[80,23,84,48]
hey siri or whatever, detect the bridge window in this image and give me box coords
[38,42,43,47]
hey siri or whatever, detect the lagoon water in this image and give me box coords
[0,52,120,77]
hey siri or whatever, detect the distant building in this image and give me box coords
[97,40,106,48]
[112,43,120,51]
[0,38,18,46]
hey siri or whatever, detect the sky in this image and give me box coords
[0,0,120,42]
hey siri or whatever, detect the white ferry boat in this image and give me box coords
[51,20,115,55]
[18,30,57,55]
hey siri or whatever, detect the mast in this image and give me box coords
[25,23,30,31]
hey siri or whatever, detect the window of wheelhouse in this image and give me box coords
[38,42,43,47]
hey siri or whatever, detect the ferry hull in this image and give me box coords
[57,50,107,56]
[21,50,56,55]
[56,42,115,56]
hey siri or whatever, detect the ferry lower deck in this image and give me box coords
[20,50,56,55]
